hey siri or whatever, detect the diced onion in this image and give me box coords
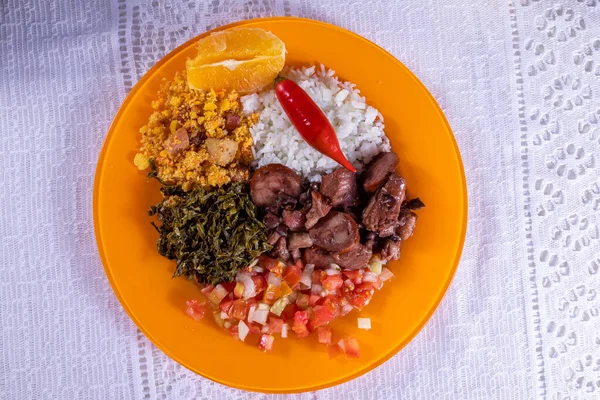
[208,284,229,304]
[341,303,354,316]
[238,321,249,341]
[242,280,256,299]
[325,267,341,275]
[236,272,256,299]
[267,272,282,286]
[311,283,323,295]
[357,317,371,330]
[287,290,298,303]
[261,326,269,334]
[236,271,250,281]
[247,305,256,323]
[220,311,228,320]
[344,279,355,291]
[367,255,382,275]
[379,267,395,282]
[300,264,315,287]
[224,321,231,329]
[212,311,225,328]
[270,297,289,317]
[337,339,346,352]
[281,323,289,338]
[252,266,264,273]
[253,309,269,325]
[363,271,378,283]
[257,302,270,311]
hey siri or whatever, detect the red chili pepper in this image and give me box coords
[275,78,356,173]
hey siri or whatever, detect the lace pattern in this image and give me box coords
[514,1,600,397]
[1,0,599,398]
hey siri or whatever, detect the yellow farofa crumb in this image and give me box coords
[133,153,150,170]
[136,71,256,189]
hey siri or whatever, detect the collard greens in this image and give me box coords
[149,181,272,285]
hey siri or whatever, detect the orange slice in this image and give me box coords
[186,27,286,94]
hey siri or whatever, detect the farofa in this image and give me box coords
[134,71,257,190]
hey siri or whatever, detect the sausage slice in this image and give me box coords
[362,174,406,237]
[362,152,399,193]
[320,168,359,208]
[332,243,372,270]
[250,164,302,207]
[308,211,359,253]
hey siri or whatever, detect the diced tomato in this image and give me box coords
[219,299,234,315]
[221,281,236,293]
[208,284,229,304]
[273,261,285,275]
[258,334,275,351]
[281,303,299,322]
[292,323,310,339]
[295,293,310,309]
[252,275,267,296]
[230,299,247,320]
[258,255,280,272]
[228,324,239,340]
[343,270,363,284]
[245,297,257,314]
[347,291,373,311]
[341,337,360,358]
[293,310,309,326]
[354,281,376,293]
[309,294,321,306]
[321,296,341,316]
[317,327,332,345]
[247,322,262,335]
[293,259,305,270]
[267,317,284,333]
[310,305,336,329]
[258,254,278,269]
[312,270,326,284]
[262,284,281,305]
[283,264,302,289]
[291,311,310,338]
[185,299,206,321]
[200,285,214,299]
[321,274,344,292]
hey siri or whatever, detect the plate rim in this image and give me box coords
[93,16,468,393]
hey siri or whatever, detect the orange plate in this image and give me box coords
[94,17,467,393]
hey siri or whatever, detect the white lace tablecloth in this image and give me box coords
[1,1,599,398]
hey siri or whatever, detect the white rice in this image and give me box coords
[241,65,390,180]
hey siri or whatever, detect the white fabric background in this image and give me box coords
[1,0,598,399]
